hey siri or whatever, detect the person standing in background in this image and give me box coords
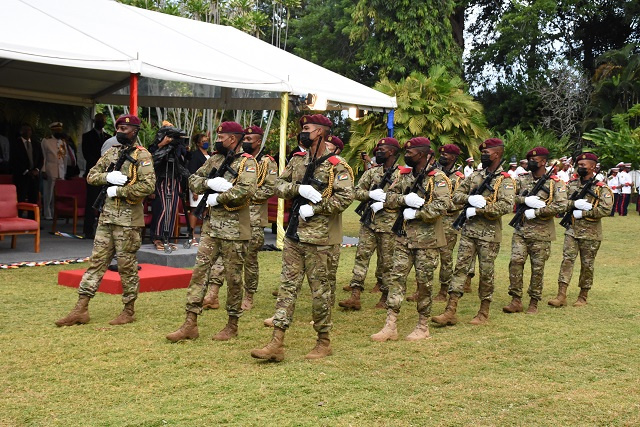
[41,122,68,220]
[82,113,112,238]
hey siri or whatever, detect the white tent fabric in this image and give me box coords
[0,0,396,110]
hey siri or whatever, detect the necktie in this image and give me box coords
[25,139,33,169]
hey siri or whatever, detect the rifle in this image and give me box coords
[391,155,435,237]
[93,146,137,213]
[559,175,598,229]
[356,161,398,227]
[192,149,239,220]
[509,162,558,230]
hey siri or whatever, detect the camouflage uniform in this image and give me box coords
[508,174,568,300]
[274,149,354,333]
[183,152,257,316]
[78,145,155,303]
[384,167,450,316]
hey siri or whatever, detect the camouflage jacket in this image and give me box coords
[354,164,399,233]
[189,152,257,240]
[276,148,354,245]
[385,166,450,249]
[87,145,155,227]
[453,166,516,243]
[513,173,568,241]
[564,177,613,241]
[438,165,466,232]
[250,154,277,227]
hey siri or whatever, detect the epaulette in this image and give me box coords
[327,156,340,166]
[265,154,275,161]
[569,176,579,182]
[241,152,253,158]
[399,166,412,174]
[596,181,605,187]
[501,172,511,178]
[571,173,579,179]
[550,175,560,182]
[427,170,437,176]
[454,171,465,178]
[293,151,306,157]
[135,145,146,151]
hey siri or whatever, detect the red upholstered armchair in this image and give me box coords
[0,184,40,252]
[53,177,86,235]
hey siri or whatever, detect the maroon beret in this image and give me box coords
[405,137,431,149]
[479,138,504,150]
[378,137,400,150]
[299,114,332,128]
[326,135,344,150]
[526,146,550,158]
[115,114,141,127]
[577,152,598,162]
[245,125,264,136]
[217,121,244,134]
[439,144,461,156]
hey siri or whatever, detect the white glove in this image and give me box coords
[404,192,425,208]
[371,201,384,213]
[206,193,219,207]
[403,208,417,220]
[574,199,592,211]
[106,171,127,186]
[466,207,477,218]
[524,209,537,220]
[468,194,487,208]
[106,186,118,198]
[299,204,314,220]
[299,185,322,203]
[524,195,546,209]
[573,210,583,219]
[207,177,233,192]
[369,188,387,202]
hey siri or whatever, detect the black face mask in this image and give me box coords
[299,132,314,149]
[481,154,492,168]
[242,142,254,154]
[577,167,588,177]
[116,132,133,145]
[215,141,227,154]
[95,121,105,130]
[405,155,418,168]
[527,160,539,171]
[53,132,64,139]
[375,152,388,164]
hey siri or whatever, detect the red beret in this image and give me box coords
[479,138,504,150]
[299,114,332,128]
[115,114,141,127]
[577,152,598,162]
[439,144,461,156]
[405,137,431,149]
[378,137,400,149]
[326,135,344,150]
[526,146,549,158]
[245,125,264,136]
[217,121,244,134]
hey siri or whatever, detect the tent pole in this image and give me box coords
[129,73,139,116]
[276,92,289,250]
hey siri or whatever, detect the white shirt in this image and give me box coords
[557,169,570,183]
[607,175,620,193]
[507,169,518,179]
[464,165,474,177]
[617,170,632,194]
[515,166,527,176]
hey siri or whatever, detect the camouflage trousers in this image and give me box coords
[437,229,458,289]
[78,224,142,304]
[449,235,500,301]
[508,233,551,301]
[185,234,247,316]
[558,234,601,290]
[327,244,341,307]
[387,239,439,317]
[273,238,332,334]
[349,225,393,291]
[208,226,264,294]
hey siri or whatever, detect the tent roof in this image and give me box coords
[0,0,396,111]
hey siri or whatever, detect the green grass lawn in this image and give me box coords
[1,210,639,426]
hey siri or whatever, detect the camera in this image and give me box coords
[153,126,189,148]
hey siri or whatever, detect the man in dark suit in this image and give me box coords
[82,113,112,238]
[10,124,43,215]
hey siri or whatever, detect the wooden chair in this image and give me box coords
[0,184,40,252]
[52,177,86,235]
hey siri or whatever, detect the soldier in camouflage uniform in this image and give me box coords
[251,114,354,362]
[549,152,613,307]
[432,138,516,326]
[371,137,450,341]
[339,137,401,311]
[503,147,568,314]
[166,121,257,342]
[55,114,155,327]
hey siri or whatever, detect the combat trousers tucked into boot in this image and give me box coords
[374,291,388,309]
[338,287,362,310]
[166,312,199,342]
[55,295,91,327]
[406,290,419,302]
[251,327,285,362]
[370,309,398,342]
[463,275,472,293]
[342,284,351,292]
[241,292,254,311]
[526,298,538,314]
[212,316,239,341]
[263,316,274,327]
[370,282,381,293]
[502,297,523,313]
[305,332,333,359]
[433,284,448,302]
[109,301,135,325]
[573,288,589,307]
[406,315,431,341]
[431,294,459,326]
[203,285,220,310]
[548,283,568,307]
[470,300,491,325]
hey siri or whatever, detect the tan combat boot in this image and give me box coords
[251,327,285,362]
[109,301,135,325]
[470,300,491,325]
[271,289,279,297]
[433,284,448,302]
[463,275,473,293]
[502,297,523,313]
[370,310,399,342]
[526,298,538,314]
[406,290,419,302]
[374,291,388,309]
[342,284,352,292]
[431,294,459,326]
[166,312,199,342]
[338,287,362,310]
[241,292,254,311]
[55,295,91,327]
[573,288,589,307]
[548,283,568,307]
[406,315,432,341]
[263,316,275,327]
[212,316,239,341]
[305,332,333,359]
[202,285,220,310]
[370,282,381,293]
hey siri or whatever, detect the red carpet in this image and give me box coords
[58,263,192,294]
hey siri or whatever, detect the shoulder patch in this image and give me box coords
[399,166,412,174]
[245,165,256,173]
[455,171,465,178]
[293,151,306,157]
[242,153,253,158]
[327,156,340,166]
[141,160,152,167]
[337,172,349,181]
